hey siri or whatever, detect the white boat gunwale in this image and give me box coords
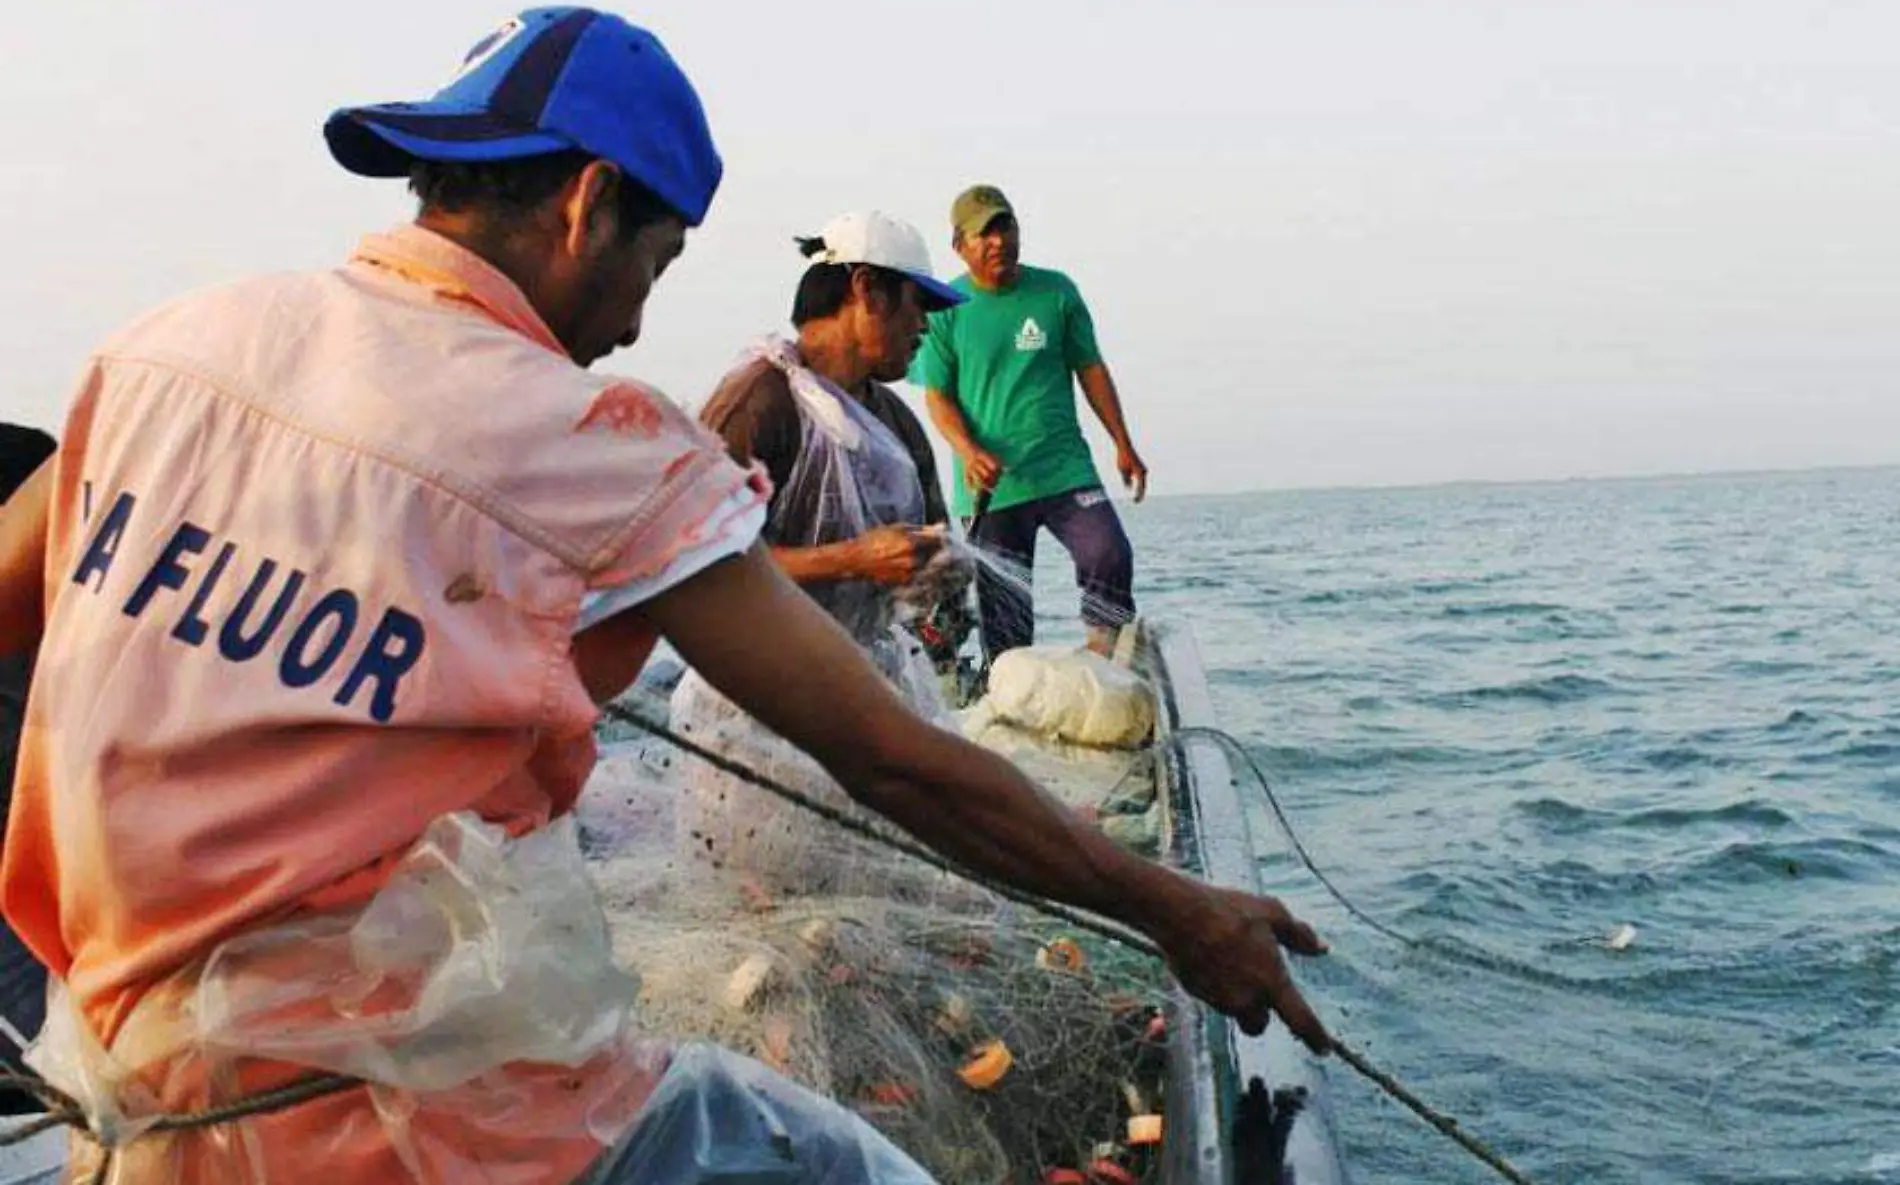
[1148,621,1349,1185]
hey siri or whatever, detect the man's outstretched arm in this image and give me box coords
[632,544,1331,1051]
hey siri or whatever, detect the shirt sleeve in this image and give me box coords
[1061,277,1104,372]
[572,487,766,633]
[699,364,802,499]
[909,311,958,392]
[871,385,949,526]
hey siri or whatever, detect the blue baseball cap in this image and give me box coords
[324,8,722,226]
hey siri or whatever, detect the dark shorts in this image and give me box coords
[965,486,1135,660]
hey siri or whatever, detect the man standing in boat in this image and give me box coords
[912,185,1149,661]
[0,9,1328,1182]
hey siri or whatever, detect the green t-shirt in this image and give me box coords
[910,265,1104,515]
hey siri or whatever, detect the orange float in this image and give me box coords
[1036,936,1087,972]
[956,1039,1014,1090]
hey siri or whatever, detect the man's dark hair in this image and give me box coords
[409,150,677,239]
[789,237,909,327]
[0,425,55,503]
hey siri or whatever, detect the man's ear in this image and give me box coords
[847,265,883,312]
[561,159,623,261]
[850,266,902,315]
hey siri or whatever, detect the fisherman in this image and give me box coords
[0,424,54,1108]
[697,210,969,663]
[0,9,1330,1183]
[912,185,1150,660]
[676,210,974,897]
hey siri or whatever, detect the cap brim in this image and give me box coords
[325,101,574,177]
[907,272,966,312]
[955,205,1013,241]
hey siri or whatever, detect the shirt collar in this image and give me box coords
[349,223,568,357]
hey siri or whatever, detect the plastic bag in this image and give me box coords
[977,647,1156,749]
[575,1043,935,1184]
[23,813,660,1182]
[195,812,637,1091]
[737,336,933,646]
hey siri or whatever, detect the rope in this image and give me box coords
[1331,1043,1536,1185]
[605,696,1543,1185]
[1172,725,1602,991]
[1173,725,1423,947]
[600,700,1159,953]
[0,1068,363,1155]
[0,699,1541,1184]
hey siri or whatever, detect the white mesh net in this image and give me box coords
[582,640,1172,1184]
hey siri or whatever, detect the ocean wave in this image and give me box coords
[1689,837,1899,885]
[1721,658,1815,677]
[1250,740,1524,777]
[1793,738,1900,766]
[1424,673,1624,708]
[1441,600,1569,619]
[1768,709,1821,732]
[1516,796,1797,834]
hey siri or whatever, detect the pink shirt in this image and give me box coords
[3,224,767,1181]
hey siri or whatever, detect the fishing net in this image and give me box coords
[582,642,1171,1184]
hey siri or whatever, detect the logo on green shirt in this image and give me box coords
[911,266,1107,514]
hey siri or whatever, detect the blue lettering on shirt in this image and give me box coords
[71,492,135,592]
[68,487,429,723]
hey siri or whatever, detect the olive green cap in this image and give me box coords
[951,184,1014,241]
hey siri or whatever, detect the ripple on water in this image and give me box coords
[1422,672,1624,708]
[1515,795,1799,835]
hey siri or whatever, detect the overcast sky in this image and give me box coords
[3,1,1896,493]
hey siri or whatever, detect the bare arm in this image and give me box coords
[923,387,980,459]
[768,541,861,584]
[1076,363,1134,453]
[1077,362,1147,502]
[0,459,53,660]
[768,528,938,589]
[632,544,1331,1050]
[924,388,1002,493]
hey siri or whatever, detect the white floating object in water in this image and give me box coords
[1606,923,1638,951]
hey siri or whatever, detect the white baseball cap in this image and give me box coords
[805,210,966,311]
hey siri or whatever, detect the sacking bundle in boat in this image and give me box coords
[977,647,1158,750]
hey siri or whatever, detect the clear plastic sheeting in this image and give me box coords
[197,813,637,1092]
[738,335,972,647]
[574,1043,933,1185]
[18,811,929,1183]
